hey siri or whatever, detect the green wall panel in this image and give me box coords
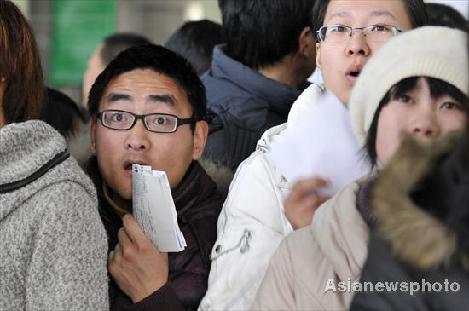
[50,0,117,86]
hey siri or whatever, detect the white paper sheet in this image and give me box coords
[132,164,186,252]
[267,91,371,196]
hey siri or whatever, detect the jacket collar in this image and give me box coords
[209,45,302,115]
[171,161,219,216]
[355,177,377,228]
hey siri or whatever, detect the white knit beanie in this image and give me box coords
[349,26,468,146]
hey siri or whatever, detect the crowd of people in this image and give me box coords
[0,0,468,310]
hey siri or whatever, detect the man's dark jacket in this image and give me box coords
[202,45,302,170]
[89,160,223,311]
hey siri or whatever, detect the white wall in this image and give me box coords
[118,0,220,45]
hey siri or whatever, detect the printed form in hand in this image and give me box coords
[132,164,187,252]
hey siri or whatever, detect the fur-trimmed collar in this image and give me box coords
[372,132,466,270]
[199,158,233,198]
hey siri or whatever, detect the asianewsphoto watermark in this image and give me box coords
[325,278,461,296]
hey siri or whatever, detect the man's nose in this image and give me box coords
[125,119,150,151]
[345,31,370,57]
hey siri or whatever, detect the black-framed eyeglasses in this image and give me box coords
[96,110,196,133]
[316,24,402,43]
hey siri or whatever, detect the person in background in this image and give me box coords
[165,20,222,76]
[73,32,152,167]
[253,26,468,310]
[41,87,88,140]
[200,1,427,310]
[426,2,468,31]
[202,0,317,171]
[86,43,224,310]
[0,0,108,309]
[83,32,151,109]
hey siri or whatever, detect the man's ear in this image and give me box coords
[192,120,208,160]
[316,42,322,69]
[298,26,315,57]
[90,116,97,154]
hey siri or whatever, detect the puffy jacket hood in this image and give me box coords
[0,120,95,221]
[373,132,469,270]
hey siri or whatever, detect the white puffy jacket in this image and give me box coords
[199,84,324,310]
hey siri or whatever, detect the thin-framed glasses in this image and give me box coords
[96,110,195,133]
[316,24,402,43]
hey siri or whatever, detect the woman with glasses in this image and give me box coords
[0,0,108,309]
[253,26,468,311]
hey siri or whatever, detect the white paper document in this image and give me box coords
[132,164,186,252]
[267,91,371,197]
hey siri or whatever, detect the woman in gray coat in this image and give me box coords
[0,1,108,309]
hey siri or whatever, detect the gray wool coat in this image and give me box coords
[0,120,109,310]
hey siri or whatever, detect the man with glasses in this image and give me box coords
[251,0,428,309]
[86,44,224,310]
[201,0,427,310]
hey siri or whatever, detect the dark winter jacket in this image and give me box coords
[89,160,224,311]
[202,45,302,170]
[351,133,469,311]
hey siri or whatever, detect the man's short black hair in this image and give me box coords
[218,0,314,69]
[88,44,206,125]
[311,0,429,33]
[101,32,151,66]
[165,20,222,75]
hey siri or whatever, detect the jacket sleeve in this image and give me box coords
[251,237,296,310]
[199,153,291,310]
[26,182,109,310]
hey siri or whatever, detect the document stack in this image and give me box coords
[132,164,187,252]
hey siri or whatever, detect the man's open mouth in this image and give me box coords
[123,161,148,171]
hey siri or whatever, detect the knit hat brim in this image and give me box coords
[349,26,468,146]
